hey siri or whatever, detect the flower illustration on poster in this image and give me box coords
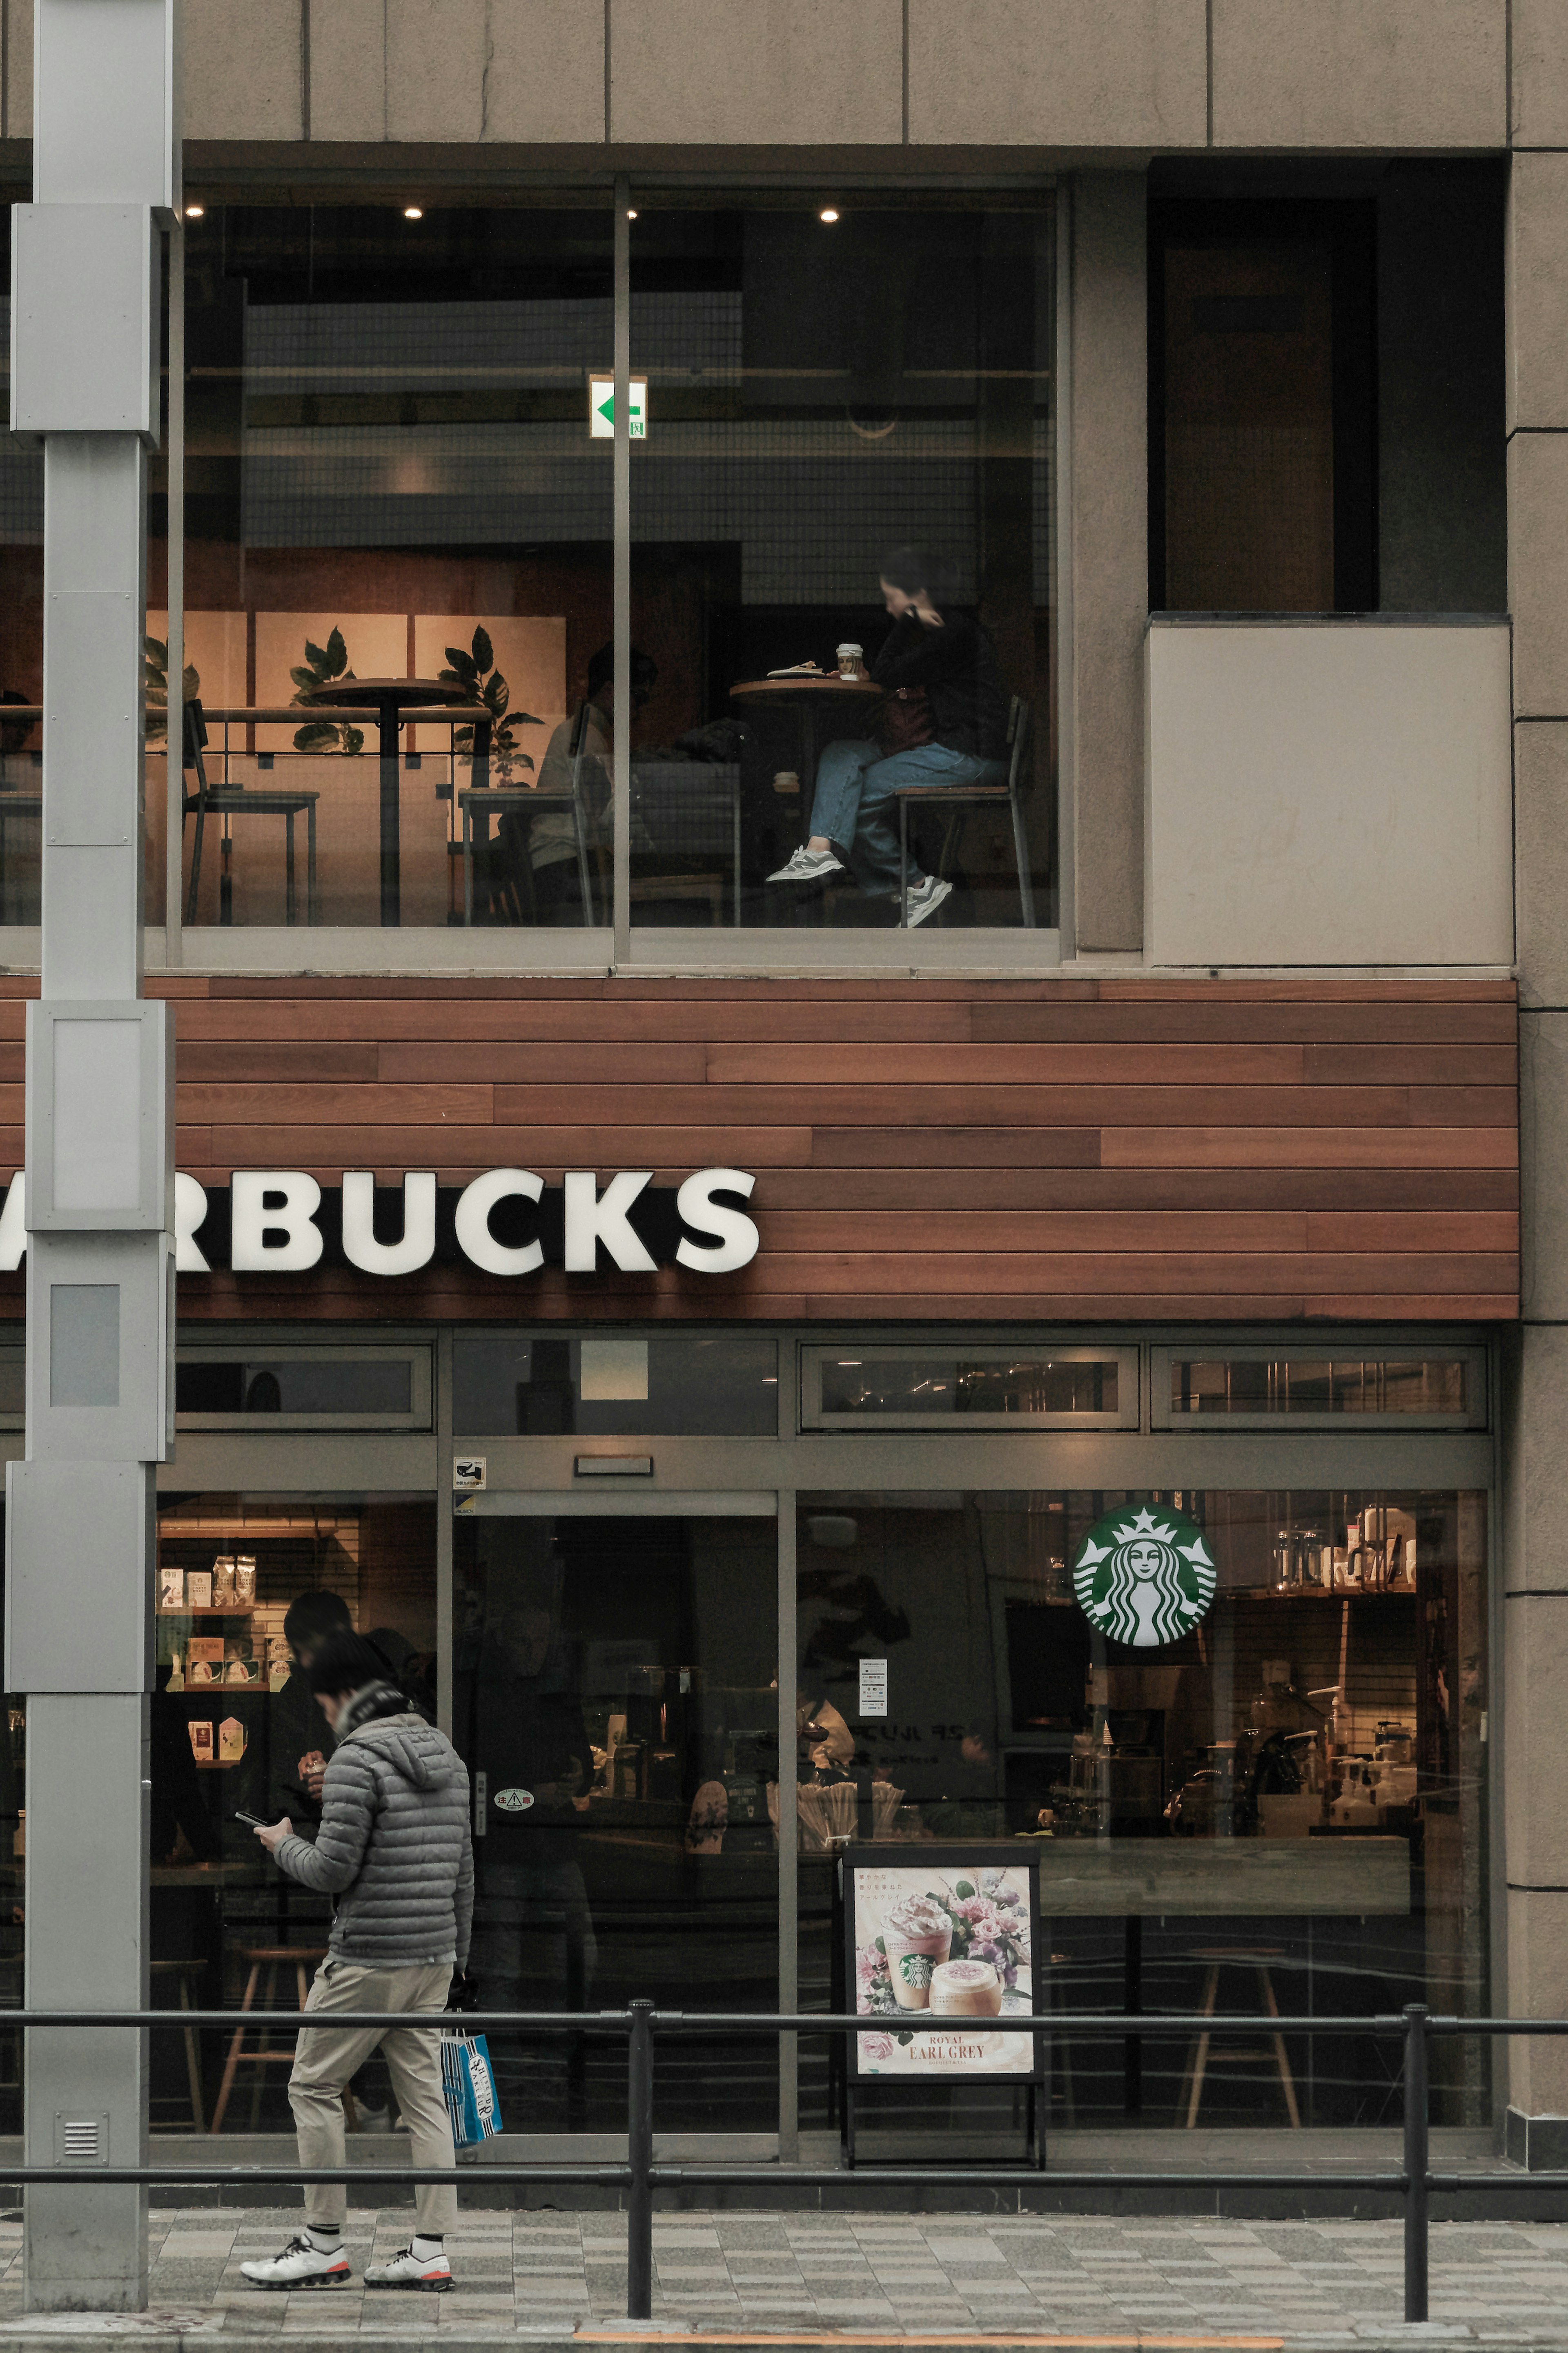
[1071,1503,1216,1646]
[851,1864,1035,2076]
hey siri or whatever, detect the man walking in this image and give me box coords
[240,1631,473,2292]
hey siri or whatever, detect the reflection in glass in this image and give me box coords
[455,1513,777,2131]
[628,204,1054,933]
[176,205,613,929]
[453,1333,778,1435]
[176,1358,414,1416]
[1171,1358,1469,1417]
[816,1353,1116,1421]
[797,1488,1487,2141]
[151,1494,438,2131]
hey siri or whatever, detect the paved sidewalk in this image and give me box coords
[0,2208,1561,2346]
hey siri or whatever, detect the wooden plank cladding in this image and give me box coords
[0,974,1519,1326]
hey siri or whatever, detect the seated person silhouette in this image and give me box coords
[768,545,1009,928]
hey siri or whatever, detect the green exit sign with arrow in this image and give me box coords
[588,374,647,439]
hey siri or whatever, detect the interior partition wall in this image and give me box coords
[25,1321,1482,2153]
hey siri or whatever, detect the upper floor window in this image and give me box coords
[1150,169,1505,618]
[2,194,1056,964]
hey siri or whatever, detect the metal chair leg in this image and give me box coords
[209,1958,262,2136]
[185,799,206,925]
[306,802,317,925]
[1010,783,1038,927]
[575,807,596,926]
[284,810,296,927]
[898,796,910,926]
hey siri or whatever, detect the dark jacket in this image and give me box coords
[871,609,1009,761]
[272,1682,474,1968]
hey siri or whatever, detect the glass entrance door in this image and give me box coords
[453,1502,779,2134]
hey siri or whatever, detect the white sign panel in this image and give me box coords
[588,374,647,439]
[859,1658,888,1717]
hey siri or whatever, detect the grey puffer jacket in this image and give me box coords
[274,1683,473,1969]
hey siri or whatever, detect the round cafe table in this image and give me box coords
[299,676,469,926]
[729,676,883,840]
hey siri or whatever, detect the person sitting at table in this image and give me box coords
[506,640,657,921]
[766,545,1009,928]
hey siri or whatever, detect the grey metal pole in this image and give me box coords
[612,177,631,967]
[164,214,184,967]
[6,0,179,2310]
[1403,2003,1430,2324]
[626,1998,654,2321]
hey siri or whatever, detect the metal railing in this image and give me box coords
[0,2003,1564,2324]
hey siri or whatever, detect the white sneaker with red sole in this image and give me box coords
[239,2235,351,2289]
[364,2246,454,2291]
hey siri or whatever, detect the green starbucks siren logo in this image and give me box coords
[1072,1504,1217,1646]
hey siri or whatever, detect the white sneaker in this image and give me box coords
[766,845,844,883]
[364,2246,454,2292]
[239,2234,351,2289]
[904,873,952,928]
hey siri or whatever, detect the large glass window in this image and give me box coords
[151,1492,437,2133]
[158,194,1054,952]
[454,1332,779,1435]
[629,202,1054,937]
[173,205,614,933]
[797,1485,1486,2149]
[454,1507,779,2132]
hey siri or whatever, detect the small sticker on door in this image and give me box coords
[859,1659,888,1716]
[493,1786,534,1813]
[453,1456,486,1492]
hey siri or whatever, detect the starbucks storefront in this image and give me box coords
[57,1323,1492,2157]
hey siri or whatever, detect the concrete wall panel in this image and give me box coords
[3,0,34,141]
[1212,0,1506,149]
[1504,1594,1568,1887]
[184,0,303,141]
[907,0,1205,149]
[1506,1892,1568,2112]
[307,0,388,141]
[1522,1011,1568,1322]
[1146,620,1515,968]
[1512,0,1568,147]
[1515,727,1568,1009]
[608,0,902,146]
[1509,432,1568,718]
[386,0,485,143]
[486,0,604,145]
[1069,175,1147,955]
[1506,153,1568,436]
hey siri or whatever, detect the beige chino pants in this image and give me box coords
[289,1957,457,2233]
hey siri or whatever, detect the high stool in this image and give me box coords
[209,1945,358,2135]
[150,1958,207,2131]
[1181,1945,1301,2129]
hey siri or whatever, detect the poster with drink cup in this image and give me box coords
[846,1849,1039,2078]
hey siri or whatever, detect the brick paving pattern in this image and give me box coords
[0,2210,1561,2342]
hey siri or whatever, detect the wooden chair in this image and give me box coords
[894,694,1037,928]
[149,1956,207,2131]
[208,1943,358,2134]
[182,700,318,927]
[1180,1945,1301,2128]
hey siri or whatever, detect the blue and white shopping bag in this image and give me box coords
[441,2030,502,2147]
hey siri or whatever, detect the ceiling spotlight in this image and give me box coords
[184,203,205,220]
[403,205,423,220]
[626,207,639,220]
[819,206,840,223]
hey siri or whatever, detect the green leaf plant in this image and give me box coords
[439,625,541,783]
[143,637,201,743]
[290,627,365,755]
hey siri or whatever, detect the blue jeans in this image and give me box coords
[809,739,1007,898]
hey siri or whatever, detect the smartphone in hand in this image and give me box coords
[233,1808,270,1829]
